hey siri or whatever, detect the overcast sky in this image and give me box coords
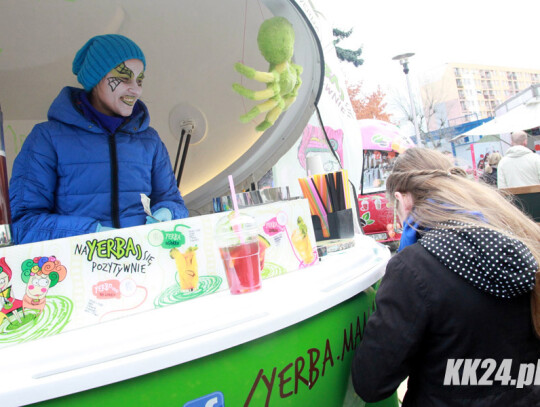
[317,0,540,97]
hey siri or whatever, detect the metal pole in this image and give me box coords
[404,67,421,145]
[392,53,421,146]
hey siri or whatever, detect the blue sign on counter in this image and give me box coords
[183,391,225,407]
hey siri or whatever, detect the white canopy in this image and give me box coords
[461,100,540,136]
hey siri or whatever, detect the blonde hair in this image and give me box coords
[484,152,502,174]
[387,148,540,336]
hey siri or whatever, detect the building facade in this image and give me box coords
[421,63,540,132]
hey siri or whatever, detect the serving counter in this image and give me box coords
[0,201,392,407]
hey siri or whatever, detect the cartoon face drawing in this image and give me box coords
[25,274,52,301]
[20,256,67,313]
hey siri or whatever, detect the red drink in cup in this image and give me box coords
[219,241,260,294]
[216,211,261,295]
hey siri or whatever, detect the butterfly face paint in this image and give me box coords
[90,59,145,117]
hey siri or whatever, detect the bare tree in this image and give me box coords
[389,82,451,148]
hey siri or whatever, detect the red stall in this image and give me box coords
[357,119,415,247]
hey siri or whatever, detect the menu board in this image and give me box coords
[0,199,317,348]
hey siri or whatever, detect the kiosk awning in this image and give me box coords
[461,100,540,136]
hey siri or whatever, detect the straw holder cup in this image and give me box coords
[311,208,354,241]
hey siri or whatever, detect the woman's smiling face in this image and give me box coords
[90,59,145,117]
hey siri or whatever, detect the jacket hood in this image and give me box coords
[504,145,534,158]
[47,86,150,134]
[419,222,537,298]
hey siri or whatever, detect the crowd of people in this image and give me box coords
[472,130,540,188]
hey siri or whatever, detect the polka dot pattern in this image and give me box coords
[419,221,538,298]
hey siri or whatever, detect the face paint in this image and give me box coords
[90,59,145,117]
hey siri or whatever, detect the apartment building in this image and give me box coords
[420,63,540,131]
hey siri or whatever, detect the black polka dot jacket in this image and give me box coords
[352,225,540,406]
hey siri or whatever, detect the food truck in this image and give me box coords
[357,119,415,248]
[0,1,397,406]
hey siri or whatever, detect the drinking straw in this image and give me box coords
[298,179,318,217]
[343,169,350,209]
[336,171,344,211]
[228,175,240,212]
[314,173,329,213]
[326,173,338,212]
[308,178,330,237]
[308,177,329,215]
[335,171,342,211]
[310,177,328,214]
[298,178,330,237]
[298,179,320,227]
[228,175,245,243]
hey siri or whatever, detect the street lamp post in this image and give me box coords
[392,52,421,145]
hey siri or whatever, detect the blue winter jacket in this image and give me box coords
[9,86,188,244]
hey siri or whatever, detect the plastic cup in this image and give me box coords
[215,212,261,295]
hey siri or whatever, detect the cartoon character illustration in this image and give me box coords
[170,247,199,292]
[233,16,303,131]
[0,257,24,325]
[298,124,344,173]
[291,216,315,265]
[21,256,67,314]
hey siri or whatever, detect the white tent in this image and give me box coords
[461,99,540,136]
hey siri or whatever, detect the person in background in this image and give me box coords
[476,157,485,177]
[498,130,540,188]
[480,152,501,186]
[9,34,188,244]
[351,148,539,406]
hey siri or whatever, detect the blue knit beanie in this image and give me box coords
[72,34,146,91]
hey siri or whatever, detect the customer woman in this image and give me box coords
[351,148,539,406]
[480,152,502,186]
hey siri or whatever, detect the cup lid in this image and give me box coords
[215,211,257,236]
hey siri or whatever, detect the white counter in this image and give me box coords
[1,235,389,406]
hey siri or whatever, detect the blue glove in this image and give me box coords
[397,216,420,252]
[96,223,116,233]
[146,208,172,224]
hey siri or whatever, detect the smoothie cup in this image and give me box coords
[215,212,261,295]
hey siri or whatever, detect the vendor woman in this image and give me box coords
[9,34,188,244]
